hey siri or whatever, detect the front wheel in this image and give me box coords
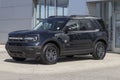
[40,43,59,64]
[92,42,107,60]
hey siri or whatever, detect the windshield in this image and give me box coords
[33,18,67,31]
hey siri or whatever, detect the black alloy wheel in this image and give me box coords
[40,43,59,64]
[92,42,106,60]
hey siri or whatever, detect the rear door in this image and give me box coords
[63,19,98,54]
[78,19,96,50]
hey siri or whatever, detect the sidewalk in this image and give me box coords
[0,45,6,52]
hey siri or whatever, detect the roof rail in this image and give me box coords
[70,15,96,17]
[48,16,69,18]
[48,16,57,18]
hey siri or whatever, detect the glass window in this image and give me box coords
[64,8,68,16]
[57,7,63,16]
[97,19,106,30]
[35,0,69,25]
[66,20,80,31]
[33,18,67,31]
[49,6,55,16]
[114,1,120,11]
[115,24,120,48]
[80,20,94,30]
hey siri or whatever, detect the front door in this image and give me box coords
[64,19,81,51]
[113,12,120,52]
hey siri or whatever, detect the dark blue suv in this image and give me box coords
[6,16,108,64]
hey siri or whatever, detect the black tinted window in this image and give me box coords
[97,19,106,30]
[97,19,105,27]
[66,20,80,31]
[79,20,94,30]
[33,18,67,31]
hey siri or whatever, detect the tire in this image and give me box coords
[12,57,26,61]
[66,55,74,58]
[92,42,107,60]
[40,43,59,64]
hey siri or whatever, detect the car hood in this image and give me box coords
[8,30,60,36]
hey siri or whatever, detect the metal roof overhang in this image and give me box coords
[87,0,113,2]
[37,0,69,8]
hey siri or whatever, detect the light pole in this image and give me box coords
[44,0,46,18]
[55,0,57,16]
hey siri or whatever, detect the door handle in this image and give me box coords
[95,29,100,32]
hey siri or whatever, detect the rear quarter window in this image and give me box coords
[79,19,95,31]
[97,19,107,30]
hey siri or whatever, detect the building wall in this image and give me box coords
[0,0,33,43]
[0,0,107,43]
[68,0,89,15]
[68,0,105,16]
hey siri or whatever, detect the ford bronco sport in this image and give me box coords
[6,15,108,64]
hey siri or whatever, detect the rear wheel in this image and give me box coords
[40,43,59,64]
[12,57,26,61]
[92,42,107,60]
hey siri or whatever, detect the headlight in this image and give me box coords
[24,36,38,42]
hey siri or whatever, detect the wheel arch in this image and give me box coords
[42,40,61,54]
[95,39,108,48]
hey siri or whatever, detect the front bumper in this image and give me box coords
[6,42,42,59]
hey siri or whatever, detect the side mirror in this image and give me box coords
[64,26,69,34]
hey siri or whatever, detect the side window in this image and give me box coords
[66,20,80,31]
[79,20,95,31]
[97,19,106,30]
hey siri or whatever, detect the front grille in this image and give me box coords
[9,51,25,57]
[9,39,25,42]
[8,37,25,42]
[8,35,25,42]
[9,51,23,54]
[9,43,23,46]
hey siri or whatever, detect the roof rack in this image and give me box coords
[70,15,101,19]
[70,15,92,17]
[47,15,100,19]
[48,16,57,18]
[48,16,68,18]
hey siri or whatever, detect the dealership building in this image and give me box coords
[0,0,120,52]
